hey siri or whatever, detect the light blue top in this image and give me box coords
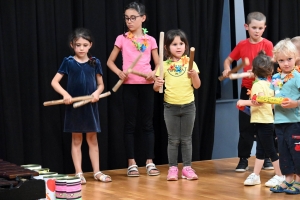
[270,70,300,124]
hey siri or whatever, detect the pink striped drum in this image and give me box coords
[42,174,68,200]
[55,176,81,200]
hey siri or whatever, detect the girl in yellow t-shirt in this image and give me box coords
[237,51,284,187]
[154,29,201,181]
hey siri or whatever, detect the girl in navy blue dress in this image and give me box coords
[51,28,111,184]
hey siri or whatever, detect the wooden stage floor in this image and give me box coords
[79,156,298,200]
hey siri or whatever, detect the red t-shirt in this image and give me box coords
[229,38,273,89]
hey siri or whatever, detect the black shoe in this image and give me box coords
[262,158,274,170]
[235,158,249,172]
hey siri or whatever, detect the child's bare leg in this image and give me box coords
[86,132,111,182]
[72,133,83,173]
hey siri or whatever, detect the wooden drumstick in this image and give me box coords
[128,69,148,78]
[218,57,250,81]
[43,95,93,106]
[112,52,143,92]
[73,91,111,108]
[188,47,195,71]
[159,32,164,93]
[229,72,252,80]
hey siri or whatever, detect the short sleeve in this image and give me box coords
[95,58,103,76]
[58,57,71,75]
[149,36,158,50]
[115,35,124,49]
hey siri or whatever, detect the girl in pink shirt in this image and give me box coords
[107,1,160,177]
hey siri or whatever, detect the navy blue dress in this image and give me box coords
[58,56,103,133]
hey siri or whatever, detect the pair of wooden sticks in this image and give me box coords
[43,91,111,108]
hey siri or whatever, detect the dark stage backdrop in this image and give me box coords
[0,0,224,173]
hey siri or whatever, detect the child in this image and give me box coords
[154,29,201,181]
[291,36,300,65]
[223,12,274,172]
[107,1,160,177]
[237,51,285,187]
[51,28,111,183]
[269,38,300,194]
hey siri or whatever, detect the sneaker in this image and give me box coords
[262,158,274,170]
[244,173,261,186]
[167,166,178,181]
[181,166,198,180]
[235,158,249,172]
[265,175,285,187]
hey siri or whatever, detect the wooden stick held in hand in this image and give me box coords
[112,52,143,92]
[188,47,195,71]
[43,95,93,106]
[218,57,250,81]
[128,69,148,78]
[159,32,164,93]
[73,91,111,108]
[229,72,252,80]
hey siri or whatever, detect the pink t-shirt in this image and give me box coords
[115,33,158,84]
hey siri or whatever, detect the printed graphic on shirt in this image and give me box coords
[167,64,187,77]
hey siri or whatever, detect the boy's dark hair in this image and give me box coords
[246,12,266,25]
[252,50,273,78]
[164,29,189,58]
[69,28,96,66]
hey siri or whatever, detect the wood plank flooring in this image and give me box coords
[79,157,298,200]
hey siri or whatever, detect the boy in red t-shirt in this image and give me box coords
[223,12,274,172]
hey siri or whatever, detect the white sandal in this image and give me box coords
[75,172,86,185]
[127,164,140,177]
[146,163,160,176]
[94,171,112,183]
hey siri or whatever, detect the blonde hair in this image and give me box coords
[273,38,298,61]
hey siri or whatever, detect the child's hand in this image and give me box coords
[222,69,230,77]
[91,91,101,103]
[281,98,297,108]
[154,77,164,87]
[187,69,198,78]
[63,94,72,105]
[146,71,155,81]
[118,71,128,80]
[237,100,244,107]
[247,71,254,78]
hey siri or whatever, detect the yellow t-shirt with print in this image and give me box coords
[156,56,200,105]
[250,80,274,123]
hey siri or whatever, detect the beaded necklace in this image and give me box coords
[271,67,295,90]
[127,28,148,52]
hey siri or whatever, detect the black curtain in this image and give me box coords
[0,0,224,174]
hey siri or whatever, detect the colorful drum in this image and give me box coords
[34,172,58,180]
[21,164,42,170]
[42,174,68,200]
[55,176,82,200]
[35,168,50,173]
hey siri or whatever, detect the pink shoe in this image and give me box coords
[182,166,198,180]
[167,166,178,181]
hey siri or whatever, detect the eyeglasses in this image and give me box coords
[124,15,141,22]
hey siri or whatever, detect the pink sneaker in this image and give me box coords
[167,166,178,181]
[182,166,198,180]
